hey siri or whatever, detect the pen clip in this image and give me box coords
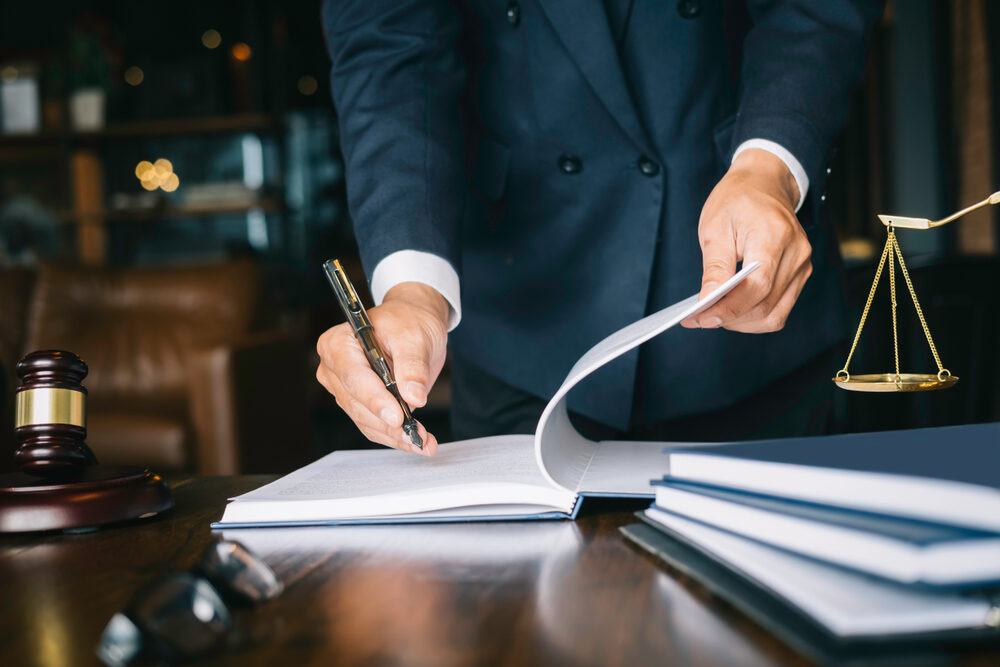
[330,260,361,312]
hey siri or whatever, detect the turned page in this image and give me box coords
[533,263,760,494]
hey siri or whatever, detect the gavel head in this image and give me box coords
[14,350,96,476]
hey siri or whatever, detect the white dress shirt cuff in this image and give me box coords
[732,139,809,213]
[370,250,462,331]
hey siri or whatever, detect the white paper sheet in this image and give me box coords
[221,435,579,522]
[534,263,760,492]
[236,435,541,501]
[578,441,672,495]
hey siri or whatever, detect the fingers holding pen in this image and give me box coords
[316,276,450,456]
[316,324,435,455]
[317,323,396,418]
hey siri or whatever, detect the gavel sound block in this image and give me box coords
[0,350,174,533]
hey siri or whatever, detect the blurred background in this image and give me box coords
[0,0,997,475]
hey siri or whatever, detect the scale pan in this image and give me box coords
[832,372,959,392]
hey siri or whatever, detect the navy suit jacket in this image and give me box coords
[322,0,883,430]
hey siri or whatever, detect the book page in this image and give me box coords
[534,263,759,492]
[577,441,669,495]
[220,435,578,522]
[237,435,539,500]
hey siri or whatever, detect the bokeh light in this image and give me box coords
[135,159,179,192]
[153,158,173,177]
[124,66,144,86]
[160,173,180,192]
[201,29,222,49]
[297,75,318,96]
[134,161,154,180]
[1,66,18,83]
[231,42,252,62]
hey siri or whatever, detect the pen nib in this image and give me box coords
[403,422,423,449]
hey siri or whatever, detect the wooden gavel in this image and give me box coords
[1,349,173,533]
[14,350,99,476]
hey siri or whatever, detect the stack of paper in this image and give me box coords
[626,422,1000,646]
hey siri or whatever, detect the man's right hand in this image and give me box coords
[316,282,449,455]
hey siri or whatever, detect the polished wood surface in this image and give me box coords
[1,476,997,666]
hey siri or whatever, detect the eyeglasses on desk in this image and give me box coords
[96,538,283,665]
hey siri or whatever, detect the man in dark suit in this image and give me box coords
[317,0,884,454]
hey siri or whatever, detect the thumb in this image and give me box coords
[387,334,433,408]
[698,232,738,300]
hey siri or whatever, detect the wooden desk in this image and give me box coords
[1,476,997,666]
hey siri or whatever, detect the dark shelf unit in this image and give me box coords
[1,114,286,264]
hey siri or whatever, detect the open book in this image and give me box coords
[213,263,758,528]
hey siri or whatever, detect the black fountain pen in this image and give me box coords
[323,259,423,449]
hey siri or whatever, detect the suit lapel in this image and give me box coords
[536,0,651,154]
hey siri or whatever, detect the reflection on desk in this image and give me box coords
[2,477,997,666]
[223,519,776,666]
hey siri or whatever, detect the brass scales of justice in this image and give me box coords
[833,190,1000,392]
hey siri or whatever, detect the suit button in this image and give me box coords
[637,156,660,177]
[558,154,582,174]
[677,0,701,19]
[506,2,521,26]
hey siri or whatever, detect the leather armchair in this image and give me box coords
[0,268,36,467]
[1,259,312,474]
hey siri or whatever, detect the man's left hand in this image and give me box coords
[680,148,812,333]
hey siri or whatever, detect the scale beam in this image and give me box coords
[878,190,1000,229]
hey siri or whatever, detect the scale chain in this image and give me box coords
[890,232,948,377]
[889,230,900,380]
[838,234,892,378]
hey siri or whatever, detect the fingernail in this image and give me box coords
[380,408,397,426]
[407,381,427,403]
[704,316,722,328]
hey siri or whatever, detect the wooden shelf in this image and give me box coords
[0,144,63,163]
[3,113,285,264]
[56,198,281,224]
[0,114,281,147]
[108,198,281,222]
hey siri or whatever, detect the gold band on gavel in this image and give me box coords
[15,388,86,428]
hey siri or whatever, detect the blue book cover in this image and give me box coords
[652,479,1000,544]
[661,422,1000,533]
[663,422,999,489]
